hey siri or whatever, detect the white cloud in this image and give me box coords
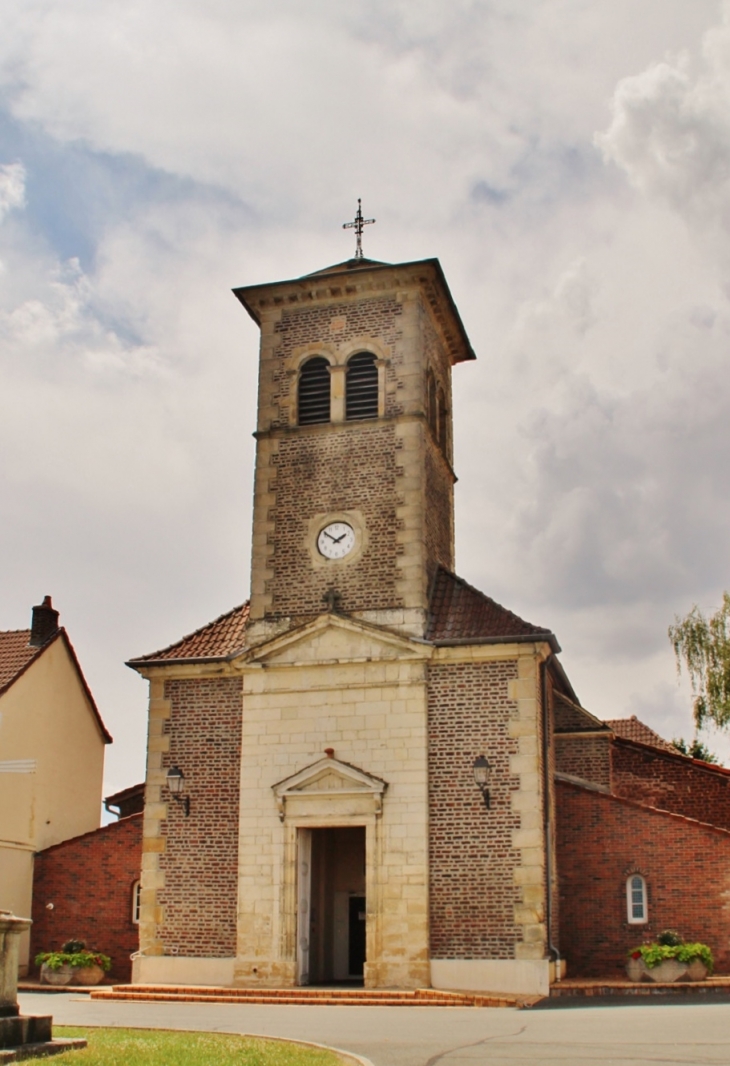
[0,162,25,221]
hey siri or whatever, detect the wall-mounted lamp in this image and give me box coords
[166,766,190,816]
[473,755,491,809]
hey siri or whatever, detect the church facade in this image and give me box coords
[129,253,730,997]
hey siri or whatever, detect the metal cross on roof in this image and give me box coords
[343,199,375,260]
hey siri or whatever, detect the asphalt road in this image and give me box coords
[18,990,730,1066]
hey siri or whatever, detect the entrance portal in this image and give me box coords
[299,826,366,985]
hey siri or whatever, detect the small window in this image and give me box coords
[298,357,331,425]
[626,874,647,924]
[132,880,141,924]
[346,352,378,420]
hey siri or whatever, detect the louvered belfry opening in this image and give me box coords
[298,356,331,425]
[346,352,378,421]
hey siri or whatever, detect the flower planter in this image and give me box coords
[686,959,709,982]
[625,957,648,982]
[646,958,688,983]
[40,963,74,986]
[72,965,105,986]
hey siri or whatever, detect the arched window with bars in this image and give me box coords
[346,352,378,421]
[626,874,648,924]
[426,368,437,437]
[436,386,448,452]
[298,357,331,425]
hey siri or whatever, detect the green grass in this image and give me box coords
[51,1027,347,1066]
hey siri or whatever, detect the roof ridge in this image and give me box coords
[0,628,31,636]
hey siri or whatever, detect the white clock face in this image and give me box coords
[317,522,356,560]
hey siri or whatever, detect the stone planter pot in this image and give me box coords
[625,957,649,982]
[72,965,105,986]
[685,959,709,982]
[40,963,74,986]
[646,958,688,983]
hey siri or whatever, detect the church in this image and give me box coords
[125,243,730,998]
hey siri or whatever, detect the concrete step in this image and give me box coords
[550,977,730,998]
[90,984,522,1008]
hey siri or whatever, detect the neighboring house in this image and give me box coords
[30,784,144,983]
[0,597,112,972]
[556,715,730,976]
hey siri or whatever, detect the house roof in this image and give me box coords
[128,602,250,665]
[426,568,558,648]
[0,627,112,743]
[605,716,678,753]
[0,630,42,692]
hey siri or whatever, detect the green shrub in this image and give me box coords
[36,950,112,972]
[629,941,714,973]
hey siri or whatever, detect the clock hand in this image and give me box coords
[324,531,337,541]
[333,533,348,543]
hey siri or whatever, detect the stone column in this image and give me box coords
[0,911,31,1018]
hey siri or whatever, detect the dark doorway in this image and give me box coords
[307,826,366,984]
[348,895,366,977]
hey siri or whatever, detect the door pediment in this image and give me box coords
[272,756,388,821]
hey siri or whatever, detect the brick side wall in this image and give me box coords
[30,814,142,983]
[424,440,454,586]
[556,780,730,976]
[159,677,242,957]
[428,660,521,959]
[612,740,730,830]
[555,735,612,789]
[268,423,402,618]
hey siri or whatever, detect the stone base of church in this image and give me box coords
[364,959,431,990]
[232,961,297,988]
[132,955,235,987]
[430,959,552,997]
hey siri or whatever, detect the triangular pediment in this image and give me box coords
[240,612,430,667]
[272,755,388,820]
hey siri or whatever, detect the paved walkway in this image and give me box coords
[19,990,730,1066]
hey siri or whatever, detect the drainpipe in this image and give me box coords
[540,656,561,981]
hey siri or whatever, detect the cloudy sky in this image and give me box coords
[2,0,730,794]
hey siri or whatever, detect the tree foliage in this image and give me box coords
[672,736,718,763]
[669,593,730,731]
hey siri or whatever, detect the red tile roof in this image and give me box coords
[129,603,250,664]
[605,716,678,753]
[0,630,40,693]
[427,568,555,645]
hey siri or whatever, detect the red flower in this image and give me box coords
[631,951,641,959]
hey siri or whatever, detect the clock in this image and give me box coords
[317,521,356,560]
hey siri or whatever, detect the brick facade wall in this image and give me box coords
[555,734,612,789]
[556,779,730,976]
[30,814,142,983]
[268,423,403,617]
[428,660,521,959]
[612,740,730,830]
[159,677,242,957]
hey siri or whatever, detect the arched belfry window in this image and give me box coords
[626,874,647,924]
[427,369,437,437]
[298,357,331,425]
[346,352,378,421]
[436,386,448,450]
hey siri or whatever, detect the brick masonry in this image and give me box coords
[612,739,730,829]
[158,676,242,957]
[268,422,402,617]
[556,779,730,976]
[428,660,522,959]
[555,734,612,789]
[30,814,142,983]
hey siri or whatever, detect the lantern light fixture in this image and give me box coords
[472,754,491,809]
[166,766,190,816]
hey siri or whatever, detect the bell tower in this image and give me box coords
[234,256,475,646]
